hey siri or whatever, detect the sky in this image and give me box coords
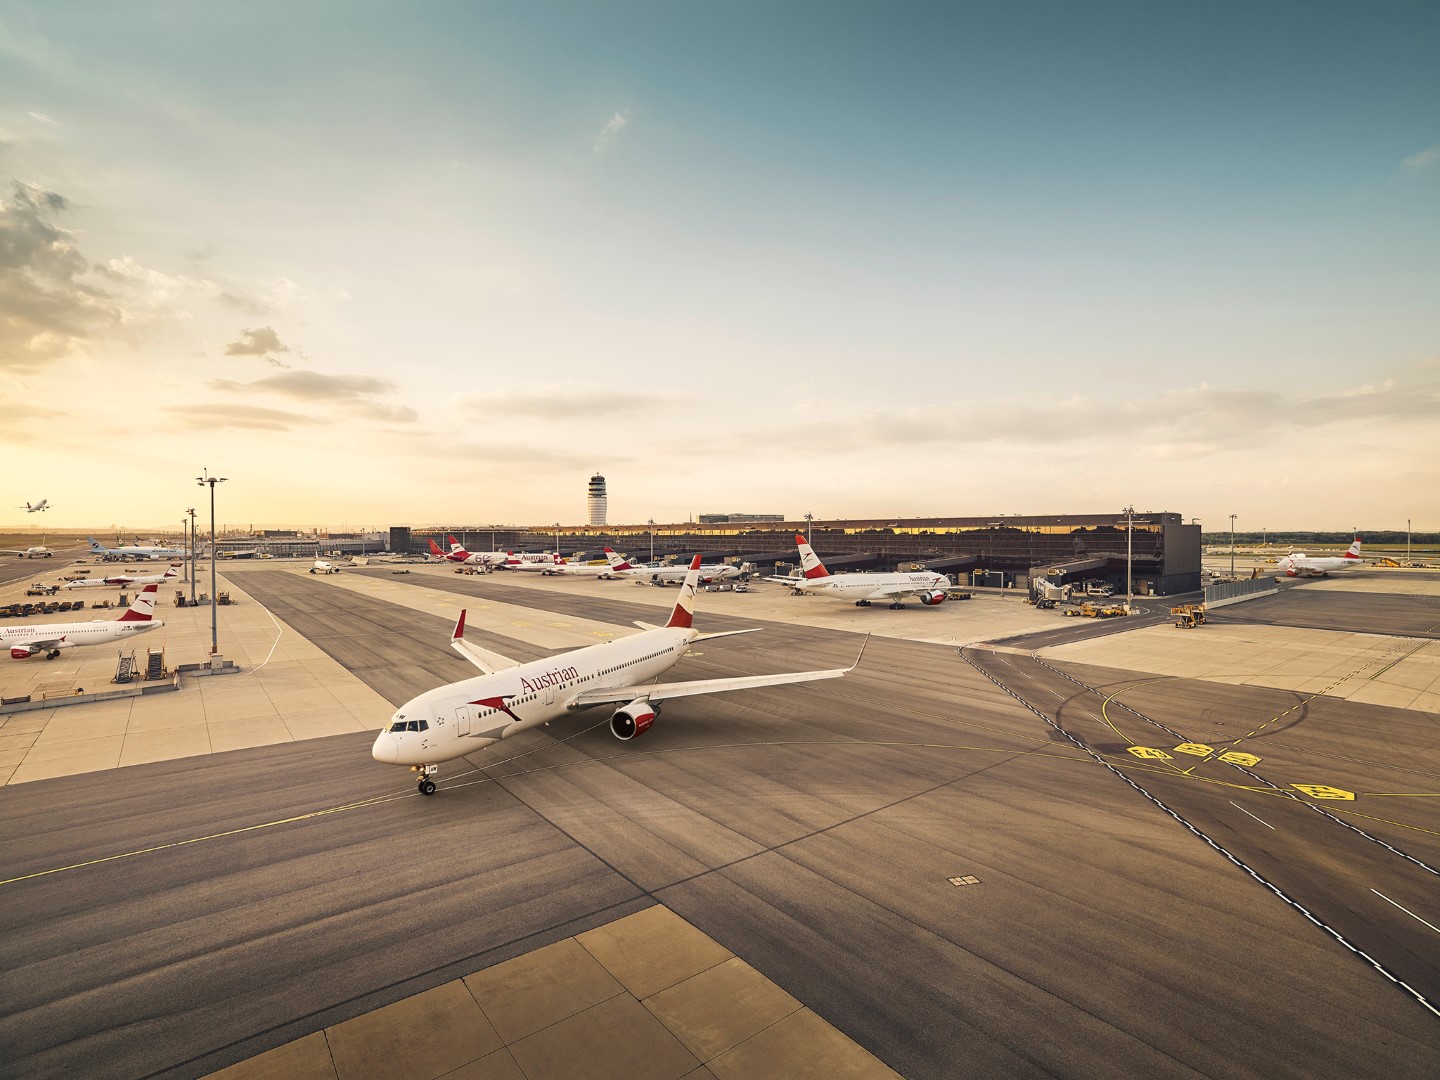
[2,0,1437,534]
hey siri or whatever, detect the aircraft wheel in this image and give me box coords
[419,779,436,796]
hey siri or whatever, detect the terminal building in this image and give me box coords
[390,512,1201,596]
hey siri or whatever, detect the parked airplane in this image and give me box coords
[769,534,949,609]
[373,556,859,794]
[18,499,49,513]
[425,537,507,566]
[87,536,186,560]
[604,548,740,585]
[1,545,53,558]
[505,552,569,574]
[1276,539,1365,577]
[4,582,164,659]
[310,559,341,574]
[550,550,636,579]
[64,565,180,589]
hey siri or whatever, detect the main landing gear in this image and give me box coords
[413,763,438,796]
[888,602,905,610]
[854,600,871,607]
[46,649,61,660]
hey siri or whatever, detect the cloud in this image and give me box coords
[212,368,417,424]
[593,110,629,156]
[0,180,126,369]
[704,360,1440,461]
[162,403,321,432]
[459,384,678,419]
[1401,144,1440,172]
[27,111,58,126]
[223,325,290,365]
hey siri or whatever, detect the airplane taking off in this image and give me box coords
[604,548,740,584]
[18,499,50,512]
[372,555,858,794]
[1276,539,1365,577]
[1,545,53,558]
[64,565,180,588]
[88,536,185,560]
[310,559,341,574]
[769,535,949,609]
[4,582,163,659]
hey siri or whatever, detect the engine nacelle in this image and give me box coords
[610,701,657,741]
[11,646,35,659]
[920,590,947,606]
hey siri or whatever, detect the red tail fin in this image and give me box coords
[665,555,703,629]
[117,583,159,622]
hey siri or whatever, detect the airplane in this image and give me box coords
[87,536,186,560]
[310,558,341,574]
[603,547,740,585]
[372,555,860,794]
[4,581,164,660]
[1,545,53,559]
[64,565,180,589]
[548,549,637,579]
[493,549,564,571]
[768,534,950,609]
[426,537,508,566]
[504,552,569,574]
[1276,538,1365,578]
[18,499,49,513]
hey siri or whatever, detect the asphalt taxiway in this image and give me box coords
[1,565,1437,1079]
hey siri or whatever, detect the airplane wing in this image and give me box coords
[447,610,521,674]
[567,636,865,709]
[0,548,23,556]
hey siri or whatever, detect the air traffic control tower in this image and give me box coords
[587,473,607,527]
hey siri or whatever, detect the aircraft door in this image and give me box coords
[455,706,470,737]
[544,684,556,707]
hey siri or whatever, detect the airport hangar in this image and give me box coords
[390,511,1203,595]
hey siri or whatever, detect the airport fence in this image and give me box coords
[1204,577,1278,609]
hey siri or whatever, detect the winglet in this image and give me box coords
[452,609,467,642]
[848,634,870,671]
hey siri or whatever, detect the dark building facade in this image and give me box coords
[393,513,1201,596]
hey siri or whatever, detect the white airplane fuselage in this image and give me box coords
[790,571,948,603]
[372,628,692,766]
[3,614,161,657]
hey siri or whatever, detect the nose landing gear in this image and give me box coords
[412,763,439,795]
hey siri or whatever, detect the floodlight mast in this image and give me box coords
[196,470,228,654]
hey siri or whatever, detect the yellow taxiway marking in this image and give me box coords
[1291,784,1356,801]
[1128,746,1173,760]
[1173,743,1214,757]
[7,736,1437,890]
[1099,685,1140,744]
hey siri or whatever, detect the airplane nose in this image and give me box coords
[372,732,399,764]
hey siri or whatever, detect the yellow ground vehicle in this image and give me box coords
[1171,603,1206,628]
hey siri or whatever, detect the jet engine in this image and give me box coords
[920,590,947,606]
[610,701,657,740]
[11,646,35,659]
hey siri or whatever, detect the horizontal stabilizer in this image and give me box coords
[691,627,763,642]
[449,609,521,674]
[633,620,661,631]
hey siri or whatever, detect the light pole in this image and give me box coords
[196,470,227,655]
[554,523,560,556]
[187,508,197,601]
[1407,518,1411,564]
[647,518,655,562]
[804,512,814,544]
[1123,506,1135,613]
[1229,513,1237,578]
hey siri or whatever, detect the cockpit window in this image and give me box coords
[407,720,420,732]
[389,721,406,733]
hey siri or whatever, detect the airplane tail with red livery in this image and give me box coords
[118,583,161,623]
[1343,538,1364,561]
[604,547,637,571]
[794,534,831,580]
[665,556,703,628]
